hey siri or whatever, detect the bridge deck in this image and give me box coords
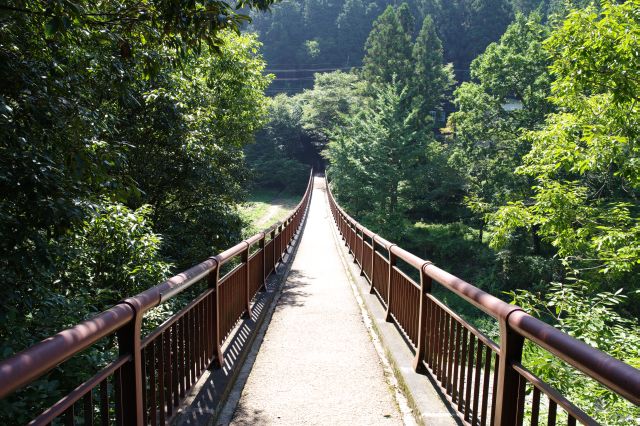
[228,177,404,425]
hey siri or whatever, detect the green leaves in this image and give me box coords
[362,5,414,86]
[1,5,272,420]
[491,1,640,278]
[511,282,640,423]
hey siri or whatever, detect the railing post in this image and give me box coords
[360,229,365,273]
[385,245,397,322]
[353,225,359,263]
[116,301,144,425]
[370,236,377,294]
[278,223,284,261]
[271,228,276,272]
[413,262,433,372]
[284,219,290,253]
[260,233,266,291]
[494,310,525,425]
[243,242,251,318]
[208,259,224,368]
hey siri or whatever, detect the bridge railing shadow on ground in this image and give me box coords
[0,171,315,425]
[326,179,640,426]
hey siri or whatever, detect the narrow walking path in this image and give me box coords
[229,177,403,425]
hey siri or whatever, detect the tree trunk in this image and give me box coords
[532,225,541,255]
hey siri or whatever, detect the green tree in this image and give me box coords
[510,282,640,423]
[246,94,310,191]
[336,0,380,64]
[397,2,417,35]
[420,0,513,72]
[250,0,307,66]
[2,0,276,63]
[326,83,432,238]
[490,1,640,298]
[449,13,552,245]
[0,4,273,419]
[409,15,454,129]
[362,5,414,86]
[300,71,367,148]
[118,32,271,269]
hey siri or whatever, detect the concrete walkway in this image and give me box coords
[229,177,403,425]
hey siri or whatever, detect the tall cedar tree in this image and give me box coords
[327,84,431,239]
[410,15,454,129]
[362,5,414,85]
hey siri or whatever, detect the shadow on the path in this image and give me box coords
[275,269,313,310]
[229,406,270,425]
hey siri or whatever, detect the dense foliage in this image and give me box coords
[250,0,523,94]
[1,1,272,421]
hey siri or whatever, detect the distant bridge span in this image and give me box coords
[0,172,638,425]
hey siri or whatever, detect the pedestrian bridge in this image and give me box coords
[0,173,638,425]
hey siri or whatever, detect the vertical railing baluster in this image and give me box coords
[472,341,483,422]
[442,313,451,386]
[490,353,499,426]
[115,367,123,426]
[360,227,365,272]
[480,344,491,426]
[516,376,526,426]
[370,236,377,294]
[149,341,157,426]
[260,233,266,291]
[531,386,540,426]
[446,318,456,394]
[465,334,475,421]
[452,321,462,399]
[100,379,108,426]
[83,391,93,426]
[159,333,167,423]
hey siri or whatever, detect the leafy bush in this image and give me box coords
[510,282,640,424]
[0,201,171,423]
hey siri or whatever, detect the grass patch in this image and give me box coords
[239,189,301,236]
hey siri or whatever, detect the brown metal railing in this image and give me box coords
[0,171,314,425]
[326,181,640,426]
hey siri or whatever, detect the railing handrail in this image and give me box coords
[0,169,314,403]
[0,304,135,400]
[326,179,640,407]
